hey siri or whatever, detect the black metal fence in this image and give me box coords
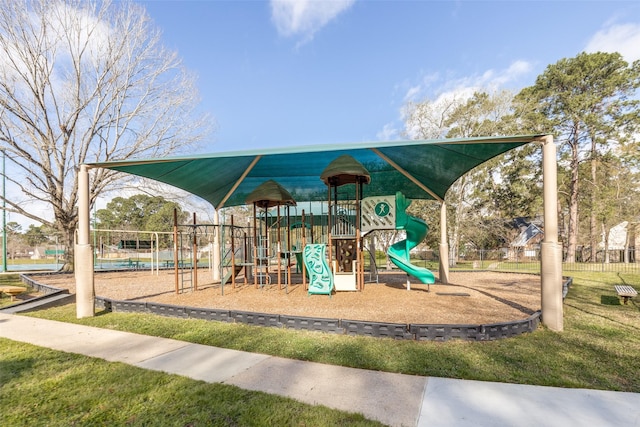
[454,248,640,274]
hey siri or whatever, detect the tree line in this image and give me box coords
[2,222,60,259]
[93,194,191,250]
[405,52,640,263]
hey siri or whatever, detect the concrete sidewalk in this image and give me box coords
[1,313,639,426]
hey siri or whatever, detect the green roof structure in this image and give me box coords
[88,135,546,209]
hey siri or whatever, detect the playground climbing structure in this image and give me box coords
[245,180,297,290]
[319,155,371,292]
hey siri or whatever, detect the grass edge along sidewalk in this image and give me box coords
[0,338,383,427]
[17,271,640,393]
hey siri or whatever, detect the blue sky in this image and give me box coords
[7,0,640,229]
[141,0,640,152]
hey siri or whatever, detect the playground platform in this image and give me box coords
[1,312,638,426]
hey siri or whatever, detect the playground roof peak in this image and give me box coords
[320,154,371,187]
[87,134,549,209]
[245,179,297,208]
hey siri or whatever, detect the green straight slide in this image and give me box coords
[387,192,435,284]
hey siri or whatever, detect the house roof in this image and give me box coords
[512,224,544,247]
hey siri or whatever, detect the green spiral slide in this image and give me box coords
[387,192,435,284]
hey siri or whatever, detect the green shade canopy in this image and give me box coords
[245,179,296,208]
[88,135,547,209]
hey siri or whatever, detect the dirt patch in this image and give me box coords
[37,270,541,325]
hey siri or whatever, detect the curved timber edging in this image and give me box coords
[20,271,552,341]
[95,295,542,341]
[19,273,67,296]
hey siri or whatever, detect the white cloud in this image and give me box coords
[381,60,533,141]
[585,22,640,62]
[402,72,440,103]
[402,60,532,105]
[376,122,400,141]
[270,0,356,46]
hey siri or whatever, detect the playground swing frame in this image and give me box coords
[91,228,161,274]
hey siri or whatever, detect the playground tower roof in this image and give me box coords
[88,134,548,209]
[245,179,296,208]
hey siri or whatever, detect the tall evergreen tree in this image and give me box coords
[514,52,640,262]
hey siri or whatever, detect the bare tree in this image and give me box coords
[402,95,464,140]
[0,0,210,270]
[403,91,518,265]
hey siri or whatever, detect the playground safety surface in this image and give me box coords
[36,270,541,325]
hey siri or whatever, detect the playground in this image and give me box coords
[39,269,540,325]
[75,134,562,330]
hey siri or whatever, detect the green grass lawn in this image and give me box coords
[0,339,381,427]
[3,271,639,424]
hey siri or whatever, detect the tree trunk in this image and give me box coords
[448,176,468,267]
[589,138,598,262]
[59,224,78,272]
[602,222,610,264]
[566,139,580,263]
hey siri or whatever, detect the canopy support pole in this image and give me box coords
[212,209,221,282]
[539,135,563,331]
[75,165,95,318]
[439,201,450,284]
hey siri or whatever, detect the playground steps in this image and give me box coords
[0,292,75,314]
[221,264,244,286]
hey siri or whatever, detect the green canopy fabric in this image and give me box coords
[87,135,547,209]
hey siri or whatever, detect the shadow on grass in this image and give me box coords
[94,309,113,317]
[600,295,621,306]
[0,346,36,384]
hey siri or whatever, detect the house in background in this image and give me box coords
[602,221,639,263]
[510,218,544,260]
[30,247,65,261]
[30,246,47,260]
